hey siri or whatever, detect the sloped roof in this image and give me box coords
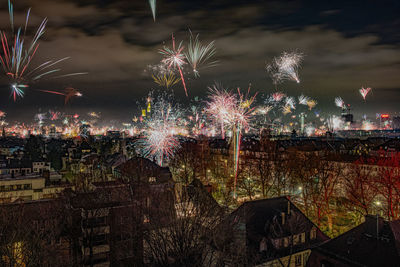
[231,196,329,263]
[313,215,400,266]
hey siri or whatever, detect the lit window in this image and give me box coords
[284,237,289,247]
[293,234,299,245]
[310,227,317,240]
[301,232,306,243]
[295,254,302,266]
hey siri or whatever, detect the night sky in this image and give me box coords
[0,0,399,123]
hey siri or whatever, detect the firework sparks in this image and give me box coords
[335,97,345,108]
[359,87,371,101]
[159,34,188,96]
[185,32,218,77]
[267,51,303,85]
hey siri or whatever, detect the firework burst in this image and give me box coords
[282,105,292,115]
[267,51,303,85]
[185,32,218,77]
[285,96,296,109]
[270,92,286,102]
[152,72,181,88]
[0,1,86,101]
[298,94,310,105]
[306,99,317,110]
[359,87,371,101]
[159,34,188,96]
[205,84,236,139]
[136,97,181,166]
[335,97,345,108]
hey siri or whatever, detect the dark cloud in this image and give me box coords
[0,0,398,123]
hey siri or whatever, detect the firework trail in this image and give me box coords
[359,87,371,101]
[136,97,181,166]
[185,31,218,77]
[159,34,188,96]
[205,84,236,139]
[148,0,156,21]
[39,87,82,104]
[266,51,303,85]
[0,1,86,101]
[335,97,345,108]
[229,86,257,198]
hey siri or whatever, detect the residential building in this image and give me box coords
[307,215,400,267]
[230,196,329,266]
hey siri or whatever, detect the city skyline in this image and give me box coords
[0,0,398,122]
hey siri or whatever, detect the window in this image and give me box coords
[301,232,306,243]
[283,237,289,247]
[295,254,302,266]
[272,238,281,249]
[16,185,22,190]
[23,184,31,190]
[148,176,156,183]
[310,227,317,240]
[293,234,299,245]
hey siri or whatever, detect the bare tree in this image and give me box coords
[309,156,342,234]
[143,182,241,266]
[0,200,71,267]
[373,153,400,220]
[344,157,377,224]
